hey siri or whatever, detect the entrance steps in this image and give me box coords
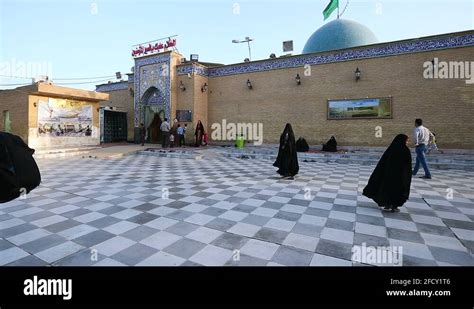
[214,146,474,171]
[33,146,101,159]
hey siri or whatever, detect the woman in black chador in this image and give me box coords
[273,123,299,179]
[322,136,337,152]
[0,132,41,203]
[194,120,205,147]
[363,134,412,213]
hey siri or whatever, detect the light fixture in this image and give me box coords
[247,79,253,90]
[201,83,208,93]
[269,53,276,59]
[232,37,254,61]
[295,74,301,85]
[355,67,361,81]
[179,81,186,92]
[129,88,134,97]
[244,58,250,62]
[115,72,122,79]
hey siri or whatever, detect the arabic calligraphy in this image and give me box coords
[132,38,177,58]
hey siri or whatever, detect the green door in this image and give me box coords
[103,110,127,142]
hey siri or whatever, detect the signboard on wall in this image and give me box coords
[327,97,393,120]
[38,99,93,137]
[176,110,192,122]
[131,36,177,58]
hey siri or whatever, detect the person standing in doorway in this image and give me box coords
[160,118,171,148]
[413,118,432,179]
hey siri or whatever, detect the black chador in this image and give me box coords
[273,123,299,178]
[322,136,337,152]
[0,132,41,203]
[363,134,412,212]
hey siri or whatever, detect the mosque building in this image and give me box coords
[2,18,472,149]
[95,18,473,149]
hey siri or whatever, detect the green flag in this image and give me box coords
[323,0,339,20]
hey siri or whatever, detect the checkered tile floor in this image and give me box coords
[1,152,473,266]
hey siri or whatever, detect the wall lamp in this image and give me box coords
[201,83,208,93]
[179,81,186,92]
[355,67,361,81]
[246,79,253,90]
[295,74,301,85]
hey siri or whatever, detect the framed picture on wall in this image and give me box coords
[176,110,192,122]
[327,97,393,120]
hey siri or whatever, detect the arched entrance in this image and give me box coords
[141,87,166,144]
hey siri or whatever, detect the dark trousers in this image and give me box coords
[162,132,170,148]
[179,135,185,147]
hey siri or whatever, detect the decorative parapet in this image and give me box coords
[96,81,129,92]
[180,32,474,78]
[177,63,209,77]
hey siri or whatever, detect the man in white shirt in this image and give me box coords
[413,118,432,179]
[160,118,170,148]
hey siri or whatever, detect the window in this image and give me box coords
[3,111,11,133]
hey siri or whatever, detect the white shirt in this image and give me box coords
[414,125,431,146]
[160,121,170,132]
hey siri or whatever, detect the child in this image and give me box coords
[177,124,185,147]
[427,131,443,154]
[169,133,175,148]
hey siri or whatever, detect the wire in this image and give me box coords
[54,75,116,81]
[0,78,118,87]
[0,82,33,86]
[0,74,116,81]
[0,74,33,80]
[55,78,119,85]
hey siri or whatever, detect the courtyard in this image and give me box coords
[1,148,473,266]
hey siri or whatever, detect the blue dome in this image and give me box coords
[302,19,378,54]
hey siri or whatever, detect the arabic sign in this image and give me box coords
[131,36,177,58]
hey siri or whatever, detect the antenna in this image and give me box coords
[339,0,350,18]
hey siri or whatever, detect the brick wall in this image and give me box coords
[0,86,31,142]
[207,46,474,149]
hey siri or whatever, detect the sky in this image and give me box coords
[0,0,473,90]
